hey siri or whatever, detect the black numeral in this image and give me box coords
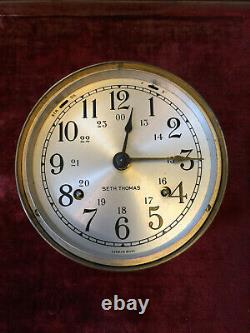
[58,121,78,142]
[161,181,187,203]
[154,133,163,141]
[71,159,79,167]
[50,153,64,175]
[115,114,125,121]
[83,99,97,118]
[97,198,106,206]
[148,206,163,230]
[118,207,127,214]
[83,208,98,232]
[180,149,194,171]
[97,120,107,128]
[144,197,153,204]
[158,177,167,185]
[149,97,155,116]
[59,184,73,207]
[170,181,187,203]
[115,216,129,240]
[140,119,149,126]
[110,90,130,110]
[80,135,90,143]
[79,179,90,187]
[167,118,182,138]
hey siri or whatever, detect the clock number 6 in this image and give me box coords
[115,217,129,240]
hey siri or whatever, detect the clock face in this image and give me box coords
[16,62,228,270]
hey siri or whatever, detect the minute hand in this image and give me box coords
[129,155,203,162]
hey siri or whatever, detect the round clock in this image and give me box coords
[16,62,228,270]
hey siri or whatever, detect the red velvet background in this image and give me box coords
[0,2,249,333]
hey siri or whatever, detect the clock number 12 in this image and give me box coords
[110,90,130,110]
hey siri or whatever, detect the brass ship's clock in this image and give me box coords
[16,62,228,270]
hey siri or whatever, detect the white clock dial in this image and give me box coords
[16,62,228,270]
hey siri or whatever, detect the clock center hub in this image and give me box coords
[113,152,131,170]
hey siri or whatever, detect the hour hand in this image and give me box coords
[122,108,133,153]
[113,108,134,171]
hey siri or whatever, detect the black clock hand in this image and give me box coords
[129,155,203,162]
[113,108,134,171]
[122,108,133,153]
